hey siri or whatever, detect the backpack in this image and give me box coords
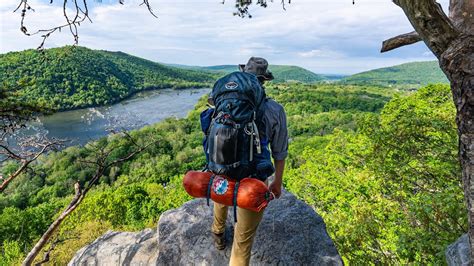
[202,71,273,180]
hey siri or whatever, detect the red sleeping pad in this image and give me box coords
[183,171,273,212]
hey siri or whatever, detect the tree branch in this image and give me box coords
[15,0,159,50]
[34,235,77,266]
[22,182,83,266]
[0,141,61,192]
[381,31,422,53]
[388,0,460,57]
[21,136,158,265]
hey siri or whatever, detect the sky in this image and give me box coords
[0,0,449,74]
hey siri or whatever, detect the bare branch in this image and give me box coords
[381,31,422,53]
[22,134,158,265]
[15,0,159,49]
[0,144,24,160]
[393,0,460,57]
[35,234,77,266]
[105,141,155,168]
[22,182,83,266]
[0,160,28,192]
[0,140,63,192]
[139,0,158,18]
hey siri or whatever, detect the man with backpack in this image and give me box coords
[201,57,288,265]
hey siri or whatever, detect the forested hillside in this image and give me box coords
[0,82,464,265]
[343,61,449,88]
[171,64,325,83]
[0,46,216,110]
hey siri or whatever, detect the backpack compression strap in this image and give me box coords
[206,174,216,206]
[233,180,240,223]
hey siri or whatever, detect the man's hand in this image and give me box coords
[269,159,285,199]
[269,180,282,199]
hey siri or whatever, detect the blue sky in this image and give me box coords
[0,0,449,74]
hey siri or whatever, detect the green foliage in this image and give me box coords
[286,84,465,264]
[45,220,112,265]
[264,83,395,168]
[0,240,23,266]
[266,65,325,83]
[0,81,462,265]
[0,46,216,110]
[0,81,51,133]
[343,61,449,88]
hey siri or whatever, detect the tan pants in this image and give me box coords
[211,202,265,266]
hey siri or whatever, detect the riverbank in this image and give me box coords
[54,84,211,112]
[29,88,210,147]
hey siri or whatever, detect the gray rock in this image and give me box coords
[157,189,342,265]
[446,234,471,266]
[68,229,158,266]
[69,189,343,265]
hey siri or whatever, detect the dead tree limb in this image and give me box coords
[21,136,157,265]
[381,31,422,52]
[387,0,459,58]
[22,181,83,266]
[14,0,158,50]
[0,140,62,192]
[34,234,77,266]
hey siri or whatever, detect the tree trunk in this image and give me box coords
[449,0,474,34]
[440,34,474,262]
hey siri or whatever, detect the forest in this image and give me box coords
[184,64,326,83]
[0,80,464,264]
[342,61,449,88]
[0,47,449,113]
[0,46,216,110]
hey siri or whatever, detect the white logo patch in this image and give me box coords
[213,176,229,195]
[225,82,239,90]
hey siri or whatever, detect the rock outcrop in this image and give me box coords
[445,234,470,266]
[69,189,343,265]
[68,229,158,265]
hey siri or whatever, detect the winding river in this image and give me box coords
[27,88,210,147]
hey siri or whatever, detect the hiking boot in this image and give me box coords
[212,232,226,250]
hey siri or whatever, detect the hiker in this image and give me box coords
[201,57,288,265]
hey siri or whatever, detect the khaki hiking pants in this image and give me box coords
[212,203,265,266]
[212,178,269,266]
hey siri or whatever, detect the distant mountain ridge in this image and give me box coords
[168,64,327,83]
[343,61,448,88]
[0,46,216,110]
[0,45,449,112]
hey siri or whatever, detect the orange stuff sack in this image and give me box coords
[183,171,273,212]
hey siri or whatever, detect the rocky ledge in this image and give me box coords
[445,234,470,266]
[69,189,343,265]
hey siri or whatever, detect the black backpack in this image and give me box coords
[205,71,267,180]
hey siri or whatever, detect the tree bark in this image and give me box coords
[396,0,459,58]
[387,0,474,262]
[450,0,474,33]
[440,34,474,263]
[381,31,422,52]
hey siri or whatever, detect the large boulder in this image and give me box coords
[68,229,158,266]
[445,234,470,266]
[69,189,343,265]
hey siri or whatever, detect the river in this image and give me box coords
[26,88,210,147]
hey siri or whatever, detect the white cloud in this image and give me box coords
[298,49,343,58]
[0,0,448,74]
